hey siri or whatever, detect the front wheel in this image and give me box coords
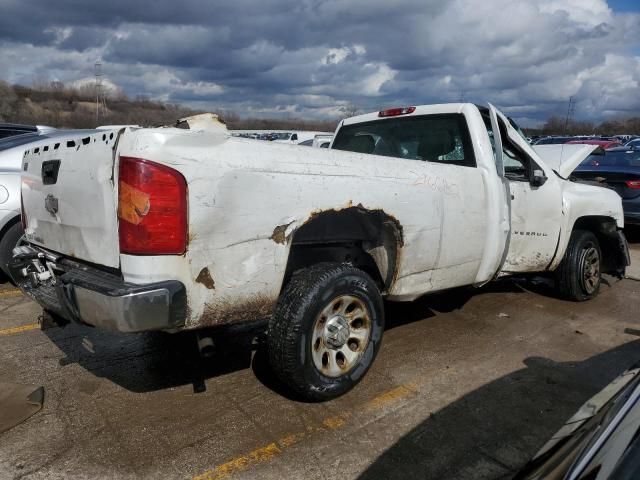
[556,229,601,301]
[267,263,384,401]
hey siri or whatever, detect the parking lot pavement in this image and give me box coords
[1,268,640,480]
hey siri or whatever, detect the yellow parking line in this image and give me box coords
[0,289,23,298]
[0,323,39,336]
[192,381,419,480]
[365,382,418,410]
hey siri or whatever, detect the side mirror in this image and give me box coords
[531,169,547,187]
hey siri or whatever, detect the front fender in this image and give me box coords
[549,181,625,271]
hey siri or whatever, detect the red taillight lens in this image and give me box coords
[378,106,416,117]
[626,180,640,189]
[118,156,188,255]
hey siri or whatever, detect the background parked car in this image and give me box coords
[532,136,575,145]
[572,146,640,225]
[0,123,55,139]
[567,139,623,149]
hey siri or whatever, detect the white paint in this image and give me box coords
[21,131,121,268]
[19,103,625,330]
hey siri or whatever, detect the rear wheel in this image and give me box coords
[267,263,384,401]
[556,229,601,301]
[0,222,23,281]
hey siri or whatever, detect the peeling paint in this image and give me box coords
[195,267,215,290]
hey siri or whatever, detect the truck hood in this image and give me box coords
[533,144,600,178]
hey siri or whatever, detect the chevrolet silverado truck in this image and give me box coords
[10,103,629,400]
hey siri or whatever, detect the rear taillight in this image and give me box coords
[378,106,416,117]
[118,156,188,255]
[626,180,640,189]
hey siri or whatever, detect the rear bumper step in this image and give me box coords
[9,245,186,333]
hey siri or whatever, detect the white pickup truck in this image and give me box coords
[10,103,629,400]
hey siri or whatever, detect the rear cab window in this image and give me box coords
[332,113,476,168]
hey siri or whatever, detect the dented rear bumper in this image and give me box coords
[9,245,186,332]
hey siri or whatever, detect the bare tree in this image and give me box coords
[0,81,17,122]
[339,104,361,119]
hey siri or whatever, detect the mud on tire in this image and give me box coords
[556,229,601,301]
[267,262,384,401]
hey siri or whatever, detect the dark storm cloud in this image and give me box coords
[0,0,639,123]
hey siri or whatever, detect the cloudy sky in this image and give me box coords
[1,0,639,125]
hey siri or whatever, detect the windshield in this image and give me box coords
[507,117,530,144]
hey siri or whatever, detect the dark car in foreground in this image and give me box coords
[515,363,640,480]
[572,147,640,225]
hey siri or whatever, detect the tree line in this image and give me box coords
[4,80,635,136]
[0,80,338,132]
[525,115,640,137]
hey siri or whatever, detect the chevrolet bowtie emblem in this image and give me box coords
[45,194,59,216]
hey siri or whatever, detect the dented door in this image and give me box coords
[492,109,562,272]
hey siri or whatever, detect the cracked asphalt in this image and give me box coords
[1,237,640,480]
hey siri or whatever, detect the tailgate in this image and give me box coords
[21,130,121,268]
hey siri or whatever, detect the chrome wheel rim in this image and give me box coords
[580,245,600,294]
[311,295,372,378]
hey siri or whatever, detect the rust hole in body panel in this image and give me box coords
[285,206,404,290]
[271,222,293,244]
[195,267,215,290]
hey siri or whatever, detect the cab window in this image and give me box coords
[332,114,476,167]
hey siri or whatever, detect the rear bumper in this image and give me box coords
[9,245,186,332]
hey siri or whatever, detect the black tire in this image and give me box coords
[556,229,601,301]
[267,263,384,401]
[0,221,23,280]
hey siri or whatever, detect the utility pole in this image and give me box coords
[94,61,107,124]
[564,96,575,134]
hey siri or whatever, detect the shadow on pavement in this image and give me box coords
[43,321,265,394]
[624,225,640,245]
[39,281,482,395]
[358,340,640,480]
[39,275,617,398]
